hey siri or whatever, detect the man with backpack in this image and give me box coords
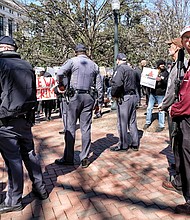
[170,26,190,215]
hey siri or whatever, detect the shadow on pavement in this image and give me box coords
[89,133,119,163]
[160,145,176,178]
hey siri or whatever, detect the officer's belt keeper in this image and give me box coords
[124,90,136,95]
[75,89,90,94]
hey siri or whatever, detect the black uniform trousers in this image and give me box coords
[0,117,46,206]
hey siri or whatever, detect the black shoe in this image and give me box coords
[59,131,65,134]
[81,158,90,168]
[32,188,49,200]
[55,158,74,165]
[143,124,150,130]
[0,202,23,214]
[175,202,190,214]
[110,146,128,152]
[131,146,139,151]
[155,127,164,132]
[93,113,102,119]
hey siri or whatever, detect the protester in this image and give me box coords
[159,38,187,194]
[143,59,169,132]
[110,53,139,152]
[36,70,45,119]
[54,43,103,168]
[134,60,148,107]
[43,71,54,121]
[170,26,190,215]
[0,36,48,214]
[103,73,112,102]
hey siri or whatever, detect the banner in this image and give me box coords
[36,76,57,101]
[140,67,158,89]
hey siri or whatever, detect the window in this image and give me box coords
[0,16,3,37]
[8,19,13,37]
[0,5,5,10]
[16,23,19,32]
[9,9,13,14]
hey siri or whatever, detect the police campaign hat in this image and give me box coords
[0,36,18,50]
[75,43,87,52]
[116,53,126,61]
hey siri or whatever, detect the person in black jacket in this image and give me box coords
[143,60,169,132]
[110,53,139,152]
[0,36,48,214]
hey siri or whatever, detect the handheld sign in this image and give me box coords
[140,67,158,89]
[36,76,57,101]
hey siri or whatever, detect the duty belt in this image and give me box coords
[75,89,90,94]
[125,91,136,95]
[0,114,26,126]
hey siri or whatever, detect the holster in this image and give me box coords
[89,87,98,100]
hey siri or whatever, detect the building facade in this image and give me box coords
[0,0,26,37]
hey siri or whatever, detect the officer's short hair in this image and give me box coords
[0,36,18,50]
[75,43,87,52]
[116,53,126,61]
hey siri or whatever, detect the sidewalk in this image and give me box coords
[0,107,188,220]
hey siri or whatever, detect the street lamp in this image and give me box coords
[111,0,120,69]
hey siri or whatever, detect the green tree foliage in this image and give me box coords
[15,0,148,68]
[15,0,189,68]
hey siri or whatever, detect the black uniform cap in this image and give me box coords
[0,36,18,50]
[75,43,87,52]
[116,53,126,61]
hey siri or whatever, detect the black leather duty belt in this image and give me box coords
[75,89,89,94]
[0,114,26,126]
[125,91,136,95]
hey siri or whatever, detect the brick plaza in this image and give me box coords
[0,106,188,220]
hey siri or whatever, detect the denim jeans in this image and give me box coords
[106,87,112,100]
[146,93,165,128]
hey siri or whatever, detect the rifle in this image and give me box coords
[171,48,185,146]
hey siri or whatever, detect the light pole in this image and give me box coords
[111,0,120,69]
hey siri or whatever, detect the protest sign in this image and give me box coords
[36,76,57,101]
[140,67,158,89]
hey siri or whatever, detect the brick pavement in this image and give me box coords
[0,106,189,220]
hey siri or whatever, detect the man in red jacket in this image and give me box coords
[170,26,190,215]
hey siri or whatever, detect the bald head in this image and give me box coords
[140,60,147,67]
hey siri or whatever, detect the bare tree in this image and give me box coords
[144,0,190,65]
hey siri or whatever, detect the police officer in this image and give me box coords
[55,43,103,168]
[110,53,139,152]
[0,36,48,214]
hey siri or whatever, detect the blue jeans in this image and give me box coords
[106,87,112,100]
[146,94,165,128]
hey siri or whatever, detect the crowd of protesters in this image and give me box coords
[1,25,190,216]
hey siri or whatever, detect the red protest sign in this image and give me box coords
[36,76,57,101]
